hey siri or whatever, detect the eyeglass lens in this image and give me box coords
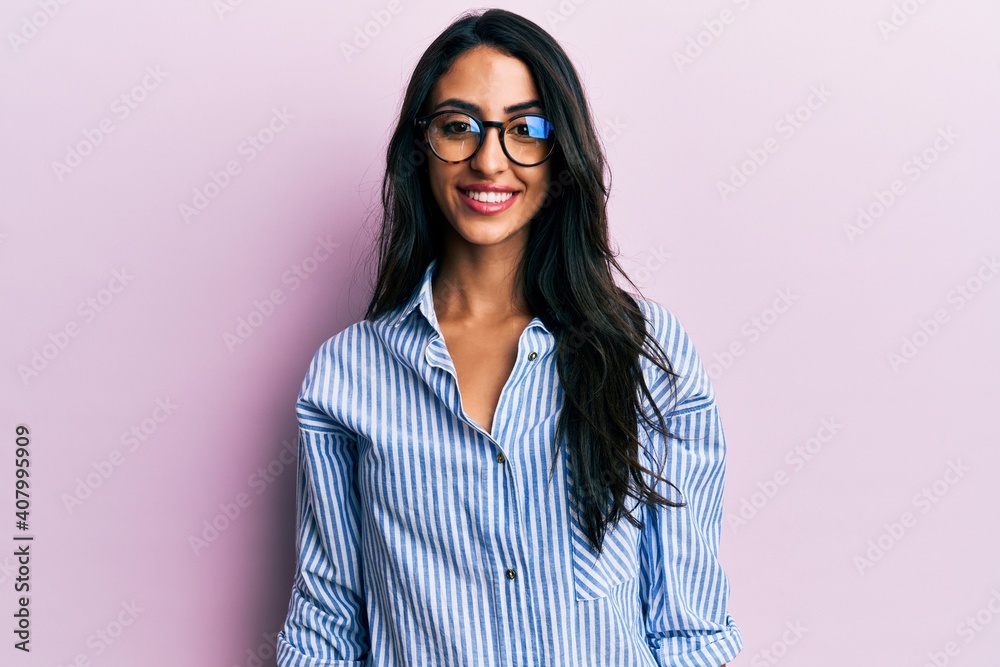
[426,113,554,165]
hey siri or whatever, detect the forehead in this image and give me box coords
[428,46,539,113]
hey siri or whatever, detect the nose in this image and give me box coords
[470,124,508,175]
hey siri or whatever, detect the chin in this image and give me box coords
[457,227,517,246]
[451,218,527,246]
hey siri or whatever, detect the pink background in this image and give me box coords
[3,1,998,665]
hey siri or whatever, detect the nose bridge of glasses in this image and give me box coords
[457,119,505,169]
[479,120,507,149]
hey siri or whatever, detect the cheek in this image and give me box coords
[525,170,551,208]
[531,164,551,192]
[427,165,453,205]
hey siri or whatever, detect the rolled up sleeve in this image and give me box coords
[276,380,370,665]
[638,304,743,667]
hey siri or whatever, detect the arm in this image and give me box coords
[639,305,743,667]
[276,356,370,666]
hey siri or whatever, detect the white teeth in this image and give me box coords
[462,189,514,203]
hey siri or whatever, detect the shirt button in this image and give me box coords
[496,452,506,463]
[527,351,537,361]
[505,568,517,580]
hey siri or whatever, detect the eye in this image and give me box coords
[430,112,480,139]
[442,121,472,134]
[507,116,552,143]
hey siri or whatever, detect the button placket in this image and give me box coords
[494,330,548,664]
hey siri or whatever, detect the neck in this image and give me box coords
[432,252,532,324]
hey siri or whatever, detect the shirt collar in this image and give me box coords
[390,256,439,331]
[389,257,552,336]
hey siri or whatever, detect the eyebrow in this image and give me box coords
[432,98,543,115]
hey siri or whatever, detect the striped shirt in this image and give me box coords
[276,257,743,667]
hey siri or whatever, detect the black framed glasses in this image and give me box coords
[414,110,556,167]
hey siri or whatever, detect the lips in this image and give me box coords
[460,188,516,204]
[457,187,520,215]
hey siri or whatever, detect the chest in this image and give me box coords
[438,318,527,435]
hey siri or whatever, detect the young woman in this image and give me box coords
[277,9,742,667]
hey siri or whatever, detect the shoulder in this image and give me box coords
[298,319,375,411]
[631,295,699,373]
[630,295,715,415]
[633,296,684,349]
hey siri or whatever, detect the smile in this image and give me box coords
[460,189,515,203]
[457,188,520,216]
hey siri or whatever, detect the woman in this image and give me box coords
[277,8,742,667]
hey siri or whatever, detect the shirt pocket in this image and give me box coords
[568,505,642,601]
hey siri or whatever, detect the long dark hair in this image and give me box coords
[362,8,685,555]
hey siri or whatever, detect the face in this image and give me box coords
[421,46,552,252]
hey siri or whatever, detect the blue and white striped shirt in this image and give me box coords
[276,257,743,667]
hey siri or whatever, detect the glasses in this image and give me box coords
[414,111,556,167]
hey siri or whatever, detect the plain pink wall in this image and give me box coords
[2,1,998,665]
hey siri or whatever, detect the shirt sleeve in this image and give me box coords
[638,304,743,667]
[277,345,370,666]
